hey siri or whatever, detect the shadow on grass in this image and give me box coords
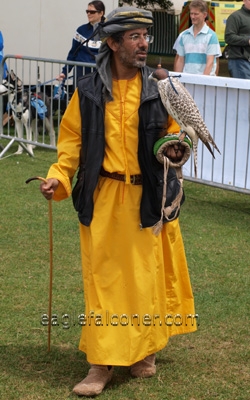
[0,343,132,395]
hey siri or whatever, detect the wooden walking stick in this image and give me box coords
[26,176,53,352]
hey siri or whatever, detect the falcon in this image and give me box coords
[149,68,220,177]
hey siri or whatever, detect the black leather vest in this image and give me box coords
[75,66,182,227]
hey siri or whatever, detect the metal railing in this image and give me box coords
[0,55,95,157]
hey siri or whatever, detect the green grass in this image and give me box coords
[0,146,250,399]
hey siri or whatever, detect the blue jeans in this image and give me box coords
[228,59,250,79]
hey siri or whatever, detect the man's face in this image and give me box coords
[116,28,150,68]
[243,0,250,10]
[189,8,207,26]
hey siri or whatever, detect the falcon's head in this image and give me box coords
[148,68,169,82]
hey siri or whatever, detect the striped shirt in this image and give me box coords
[175,24,221,75]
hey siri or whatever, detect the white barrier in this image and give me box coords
[174,72,250,194]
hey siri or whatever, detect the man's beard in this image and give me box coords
[133,58,147,68]
[118,48,147,69]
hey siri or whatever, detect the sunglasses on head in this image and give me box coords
[86,10,99,14]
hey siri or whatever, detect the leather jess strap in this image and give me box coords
[100,167,142,185]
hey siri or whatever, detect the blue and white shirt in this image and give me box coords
[175,24,221,75]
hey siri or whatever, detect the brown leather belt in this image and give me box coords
[100,167,142,185]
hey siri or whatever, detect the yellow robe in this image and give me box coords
[47,72,196,366]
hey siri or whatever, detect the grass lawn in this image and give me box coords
[1,139,249,399]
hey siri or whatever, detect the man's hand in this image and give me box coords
[40,178,59,200]
[164,142,185,162]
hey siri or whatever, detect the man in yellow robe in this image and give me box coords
[40,6,197,397]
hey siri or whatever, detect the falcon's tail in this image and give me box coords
[205,139,221,158]
[204,142,216,158]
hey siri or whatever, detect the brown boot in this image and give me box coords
[130,354,156,378]
[73,364,113,397]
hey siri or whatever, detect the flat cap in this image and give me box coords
[99,6,153,38]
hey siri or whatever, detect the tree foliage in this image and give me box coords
[118,0,173,11]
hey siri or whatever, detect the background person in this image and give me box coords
[173,16,220,75]
[40,6,196,398]
[0,30,10,127]
[224,0,250,79]
[57,1,105,85]
[174,0,221,75]
[0,30,8,80]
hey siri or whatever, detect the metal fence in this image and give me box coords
[0,55,95,157]
[1,55,250,194]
